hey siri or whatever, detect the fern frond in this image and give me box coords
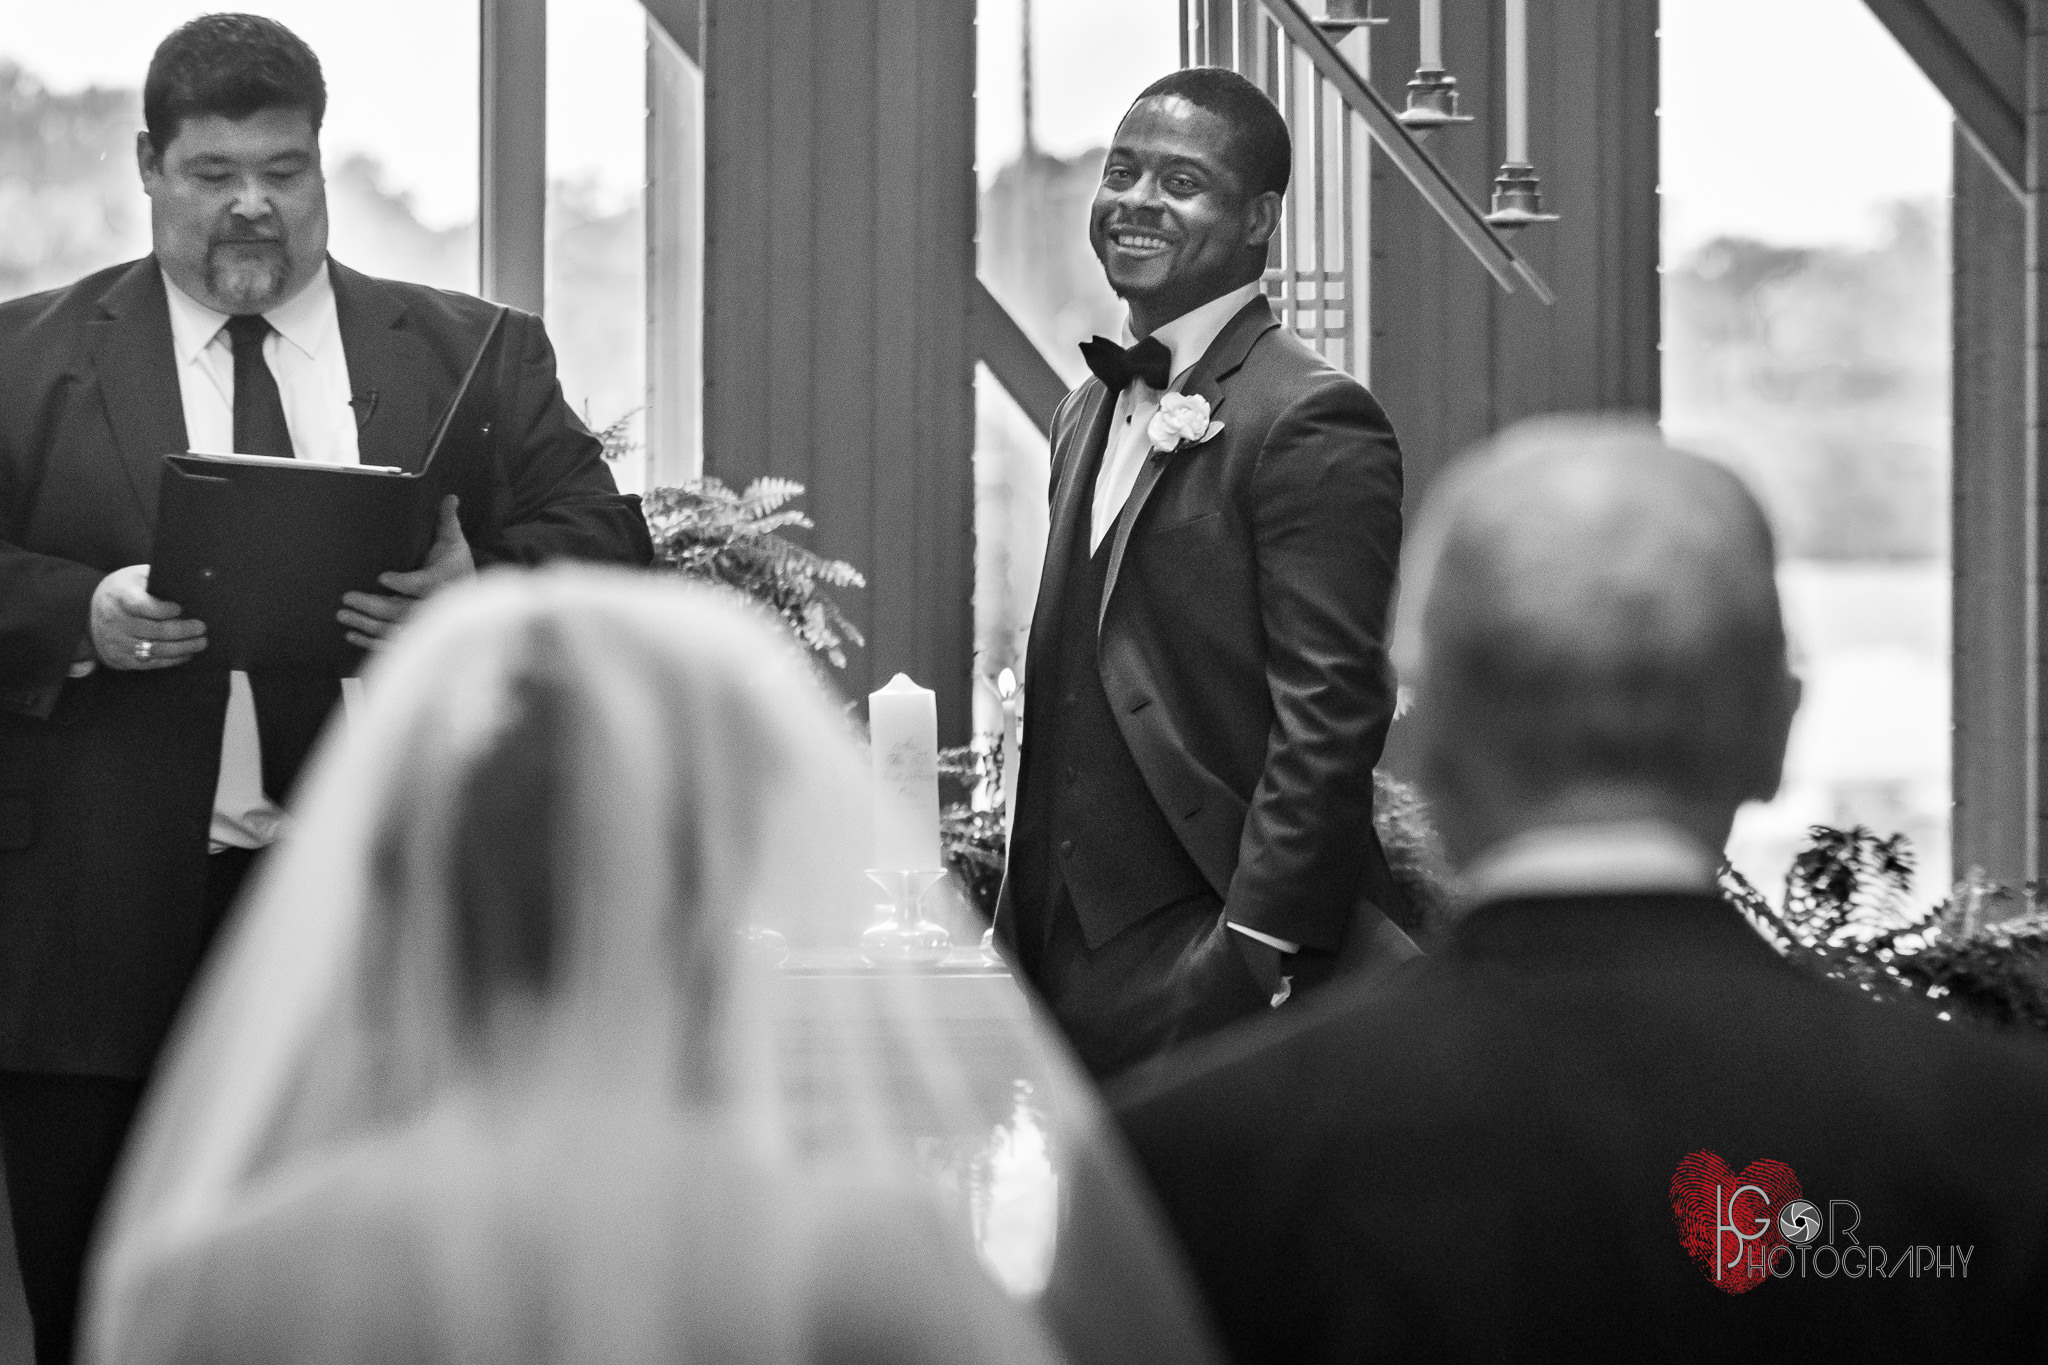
[632,465,866,669]
[739,476,806,516]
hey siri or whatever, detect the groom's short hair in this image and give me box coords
[1129,67,1292,199]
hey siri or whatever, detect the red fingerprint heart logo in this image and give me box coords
[1670,1151,1802,1294]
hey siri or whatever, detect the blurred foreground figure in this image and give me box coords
[1117,420,2048,1363]
[81,569,1221,1365]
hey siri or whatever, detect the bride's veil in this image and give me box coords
[80,567,1221,1365]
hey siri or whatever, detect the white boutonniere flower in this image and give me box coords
[1147,392,1224,455]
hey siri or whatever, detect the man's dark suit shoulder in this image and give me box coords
[1116,893,2048,1363]
[347,269,525,337]
[0,260,140,384]
[0,258,137,325]
[1185,314,1392,458]
[329,262,547,376]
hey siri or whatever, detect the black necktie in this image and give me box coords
[225,314,294,458]
[1080,335,1172,393]
[224,316,333,800]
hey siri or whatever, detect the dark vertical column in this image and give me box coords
[1602,1,1662,416]
[701,0,977,741]
[1954,129,2030,888]
[1366,0,1656,781]
[481,0,547,314]
[1365,0,1656,509]
[912,0,977,727]
[2028,0,2048,880]
[1362,0,1494,502]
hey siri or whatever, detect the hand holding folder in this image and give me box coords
[335,493,475,652]
[146,309,507,674]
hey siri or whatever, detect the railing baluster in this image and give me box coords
[1340,68,1356,377]
[1280,21,1293,295]
[1272,18,1292,306]
[1185,0,1511,376]
[1312,60,1327,350]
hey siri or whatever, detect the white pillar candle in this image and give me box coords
[870,673,943,873]
[1420,0,1442,70]
[997,667,1022,840]
[1504,0,1529,164]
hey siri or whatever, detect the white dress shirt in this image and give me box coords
[161,263,360,850]
[1088,280,1262,554]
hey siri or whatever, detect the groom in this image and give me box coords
[995,68,1411,1078]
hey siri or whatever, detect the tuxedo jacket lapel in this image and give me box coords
[88,259,188,530]
[330,259,444,473]
[1098,295,1280,630]
[1029,381,1116,661]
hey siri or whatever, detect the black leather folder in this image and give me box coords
[147,308,507,673]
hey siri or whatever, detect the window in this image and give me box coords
[545,0,648,492]
[0,0,481,301]
[973,0,1177,730]
[1661,0,1951,904]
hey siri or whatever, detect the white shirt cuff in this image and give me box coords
[1227,921,1301,955]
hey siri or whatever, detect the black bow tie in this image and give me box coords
[1080,334,1172,393]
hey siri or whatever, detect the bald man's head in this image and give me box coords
[1396,418,1799,863]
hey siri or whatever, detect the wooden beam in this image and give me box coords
[1865,0,2023,196]
[480,0,547,314]
[1954,129,2030,888]
[974,279,1066,436]
[642,0,700,63]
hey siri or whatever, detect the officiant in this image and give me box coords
[0,15,650,1362]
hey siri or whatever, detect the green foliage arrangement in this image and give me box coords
[939,741,1008,920]
[1372,771,1453,941]
[1723,825,2048,1033]
[599,415,866,667]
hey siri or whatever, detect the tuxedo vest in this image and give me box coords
[1042,477,1212,945]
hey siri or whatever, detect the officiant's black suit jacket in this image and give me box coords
[0,256,651,1078]
[997,295,1404,972]
[1116,892,2048,1364]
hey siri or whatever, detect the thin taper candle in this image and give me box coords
[1420,0,1443,70]
[1504,0,1529,164]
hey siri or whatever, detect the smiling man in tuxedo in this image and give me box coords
[0,16,649,1361]
[994,68,1413,1079]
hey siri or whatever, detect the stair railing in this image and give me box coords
[1186,0,1554,385]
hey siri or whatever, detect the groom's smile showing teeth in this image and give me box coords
[1112,230,1172,254]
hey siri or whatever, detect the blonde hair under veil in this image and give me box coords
[82,568,1223,1365]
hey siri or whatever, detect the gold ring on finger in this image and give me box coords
[133,640,153,663]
